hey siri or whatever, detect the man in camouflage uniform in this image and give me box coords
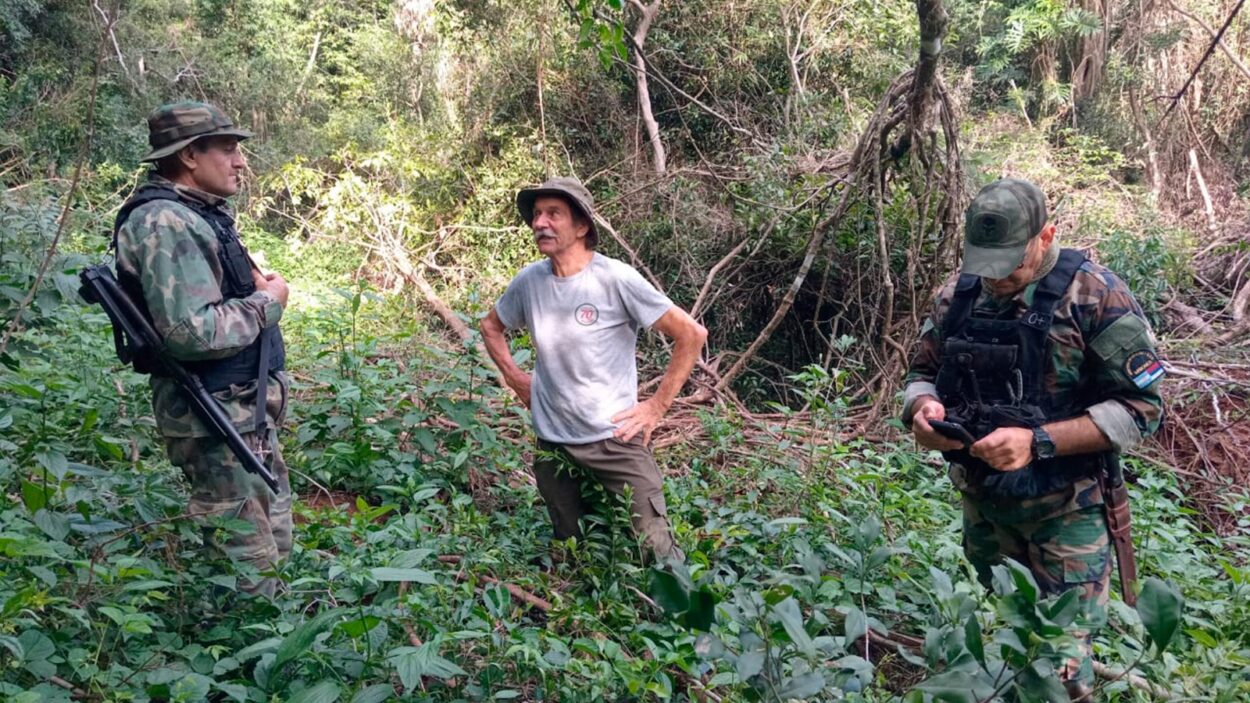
[902,179,1164,698]
[114,102,293,596]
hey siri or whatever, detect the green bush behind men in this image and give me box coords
[114,102,294,596]
[903,179,1164,699]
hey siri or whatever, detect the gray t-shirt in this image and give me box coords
[494,253,675,444]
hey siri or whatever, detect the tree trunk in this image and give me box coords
[628,0,666,174]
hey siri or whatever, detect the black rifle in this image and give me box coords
[78,265,279,494]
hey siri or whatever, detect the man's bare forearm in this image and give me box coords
[650,308,708,410]
[1045,415,1113,456]
[480,309,525,385]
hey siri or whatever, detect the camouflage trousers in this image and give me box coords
[535,436,684,564]
[166,428,294,597]
[962,477,1110,699]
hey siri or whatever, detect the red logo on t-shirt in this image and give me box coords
[575,303,599,325]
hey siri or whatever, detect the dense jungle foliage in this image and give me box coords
[2,0,1249,700]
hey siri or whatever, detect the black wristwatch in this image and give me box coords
[1031,426,1057,460]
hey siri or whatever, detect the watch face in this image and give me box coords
[1032,428,1055,459]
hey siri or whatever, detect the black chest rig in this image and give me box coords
[113,183,285,394]
[935,248,1104,499]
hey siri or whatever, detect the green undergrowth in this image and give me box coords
[2,279,1246,702]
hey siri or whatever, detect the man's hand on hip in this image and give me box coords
[611,398,667,446]
[911,397,965,452]
[970,427,1033,471]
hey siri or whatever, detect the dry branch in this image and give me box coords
[1158,0,1248,123]
[626,0,666,174]
[437,555,553,612]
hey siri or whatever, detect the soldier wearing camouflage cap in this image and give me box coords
[901,179,1164,699]
[114,101,293,596]
[479,176,707,565]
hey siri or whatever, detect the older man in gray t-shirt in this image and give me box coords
[480,177,707,563]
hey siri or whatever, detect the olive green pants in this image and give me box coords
[534,436,683,563]
[166,428,293,597]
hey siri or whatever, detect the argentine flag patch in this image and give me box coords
[1124,349,1165,389]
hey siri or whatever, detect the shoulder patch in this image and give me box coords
[1124,349,1165,388]
[1088,313,1150,360]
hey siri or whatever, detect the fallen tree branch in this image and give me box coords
[437,555,553,612]
[1092,661,1173,700]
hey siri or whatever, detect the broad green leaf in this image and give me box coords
[212,681,249,703]
[351,683,395,703]
[207,575,238,591]
[964,616,985,668]
[765,517,808,530]
[391,643,468,689]
[18,630,55,678]
[1137,577,1183,653]
[369,567,436,584]
[682,587,716,631]
[287,680,342,703]
[694,633,724,658]
[34,450,68,480]
[930,566,954,603]
[1186,628,1217,648]
[0,633,23,659]
[776,671,825,699]
[843,606,868,645]
[171,674,212,702]
[20,480,49,513]
[269,609,344,686]
[1008,561,1039,603]
[915,670,997,702]
[855,514,881,546]
[1016,659,1068,703]
[773,597,816,657]
[33,510,69,541]
[648,568,690,615]
[866,545,893,571]
[339,616,381,638]
[1044,588,1081,627]
[735,650,764,680]
[68,518,128,535]
[26,562,56,585]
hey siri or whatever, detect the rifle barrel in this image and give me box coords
[80,266,280,493]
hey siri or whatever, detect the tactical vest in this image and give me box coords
[112,183,285,394]
[934,248,1108,499]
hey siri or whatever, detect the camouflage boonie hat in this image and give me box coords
[962,178,1048,279]
[140,101,253,162]
[516,176,597,239]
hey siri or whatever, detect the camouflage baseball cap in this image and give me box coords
[516,176,597,238]
[140,101,253,162]
[961,178,1048,279]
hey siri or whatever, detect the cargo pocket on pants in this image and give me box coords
[648,494,669,518]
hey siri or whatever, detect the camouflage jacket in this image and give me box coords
[903,255,1164,455]
[115,176,287,438]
